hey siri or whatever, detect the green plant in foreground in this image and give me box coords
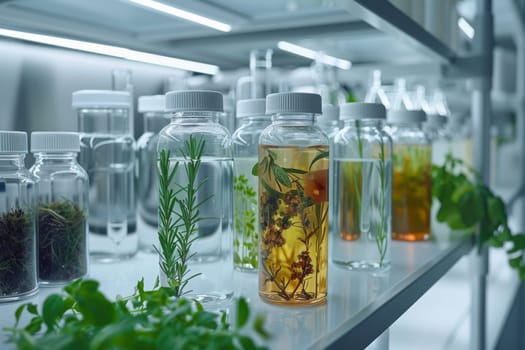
[233,174,258,269]
[5,278,270,350]
[433,154,525,279]
[157,136,209,297]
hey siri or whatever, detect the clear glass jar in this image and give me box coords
[0,131,38,301]
[332,103,392,270]
[232,99,271,272]
[387,110,431,241]
[317,104,340,139]
[158,90,233,307]
[136,95,168,253]
[219,95,236,135]
[258,92,329,306]
[30,132,89,284]
[73,90,137,262]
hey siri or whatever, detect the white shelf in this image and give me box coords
[0,236,473,349]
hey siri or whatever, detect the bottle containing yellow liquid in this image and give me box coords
[258,92,329,306]
[387,110,431,241]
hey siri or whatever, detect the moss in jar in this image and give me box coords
[38,201,87,282]
[0,208,36,296]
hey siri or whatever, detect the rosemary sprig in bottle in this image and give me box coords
[156,135,209,297]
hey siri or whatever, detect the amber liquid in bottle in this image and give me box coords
[392,144,431,241]
[258,145,329,306]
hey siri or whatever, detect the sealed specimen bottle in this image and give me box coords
[332,103,392,270]
[30,132,88,284]
[232,99,271,272]
[73,90,137,261]
[136,95,168,253]
[258,92,329,306]
[387,110,431,241]
[158,90,233,306]
[0,131,38,301]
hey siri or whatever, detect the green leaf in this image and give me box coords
[253,315,270,339]
[252,162,259,176]
[309,151,329,171]
[509,256,523,268]
[42,294,64,331]
[236,297,250,329]
[73,280,116,327]
[272,164,292,187]
[283,167,307,175]
[27,304,38,316]
[238,335,257,350]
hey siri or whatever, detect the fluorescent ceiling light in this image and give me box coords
[458,17,475,39]
[277,41,351,70]
[0,28,219,75]
[128,0,231,32]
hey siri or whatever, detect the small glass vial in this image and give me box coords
[30,132,89,284]
[387,110,431,241]
[258,92,329,306]
[332,103,392,270]
[158,90,233,307]
[136,95,168,253]
[72,90,138,262]
[232,99,271,272]
[0,131,38,301]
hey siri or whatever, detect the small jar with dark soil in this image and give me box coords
[30,132,89,285]
[0,131,38,301]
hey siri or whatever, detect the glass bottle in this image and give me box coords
[258,92,329,306]
[30,132,89,284]
[72,90,137,262]
[424,114,449,166]
[387,110,431,241]
[317,104,340,139]
[332,103,392,270]
[219,95,236,136]
[0,131,38,301]
[136,95,168,253]
[232,99,271,272]
[158,90,233,307]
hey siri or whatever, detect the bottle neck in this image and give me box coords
[170,111,220,124]
[344,119,384,128]
[0,154,26,169]
[143,112,168,133]
[34,152,79,165]
[77,108,131,135]
[239,115,271,126]
[272,113,316,126]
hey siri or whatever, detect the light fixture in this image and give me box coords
[0,28,219,75]
[277,41,351,70]
[458,17,475,39]
[128,0,231,32]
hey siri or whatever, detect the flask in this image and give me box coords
[0,131,38,300]
[258,92,329,306]
[30,132,89,284]
[332,103,392,269]
[136,95,168,253]
[387,110,431,241]
[73,90,137,261]
[232,99,271,272]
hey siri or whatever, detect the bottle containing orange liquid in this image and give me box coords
[258,92,329,306]
[387,110,431,241]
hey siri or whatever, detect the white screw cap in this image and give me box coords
[320,104,340,121]
[0,131,27,154]
[165,90,223,113]
[31,132,80,153]
[266,92,322,115]
[340,102,386,120]
[138,95,165,113]
[236,99,267,118]
[387,109,426,124]
[72,90,131,108]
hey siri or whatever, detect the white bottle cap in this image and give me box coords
[236,99,266,118]
[223,95,235,113]
[320,104,340,121]
[340,102,386,120]
[165,90,223,113]
[426,114,448,127]
[31,132,80,153]
[266,92,322,115]
[138,95,165,113]
[72,90,131,108]
[0,131,27,154]
[387,109,426,124]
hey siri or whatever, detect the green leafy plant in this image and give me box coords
[233,174,258,269]
[5,279,270,350]
[433,154,525,279]
[157,136,209,297]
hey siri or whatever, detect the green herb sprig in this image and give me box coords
[157,135,208,297]
[5,279,270,350]
[433,154,525,279]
